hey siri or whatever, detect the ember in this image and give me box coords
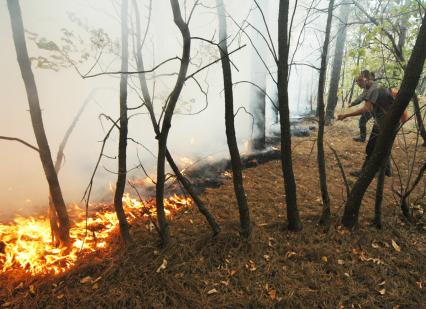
[0,193,192,275]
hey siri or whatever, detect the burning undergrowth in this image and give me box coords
[0,143,283,279]
[0,194,192,276]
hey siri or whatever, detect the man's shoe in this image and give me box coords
[353,137,365,142]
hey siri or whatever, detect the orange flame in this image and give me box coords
[0,193,192,275]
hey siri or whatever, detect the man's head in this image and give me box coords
[355,70,375,89]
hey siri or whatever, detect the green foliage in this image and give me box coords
[340,0,425,95]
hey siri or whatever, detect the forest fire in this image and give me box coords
[0,194,192,275]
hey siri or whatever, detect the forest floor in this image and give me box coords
[1,116,425,308]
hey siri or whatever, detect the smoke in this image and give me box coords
[0,0,326,218]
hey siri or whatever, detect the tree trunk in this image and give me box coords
[325,2,350,124]
[155,0,191,245]
[317,0,334,225]
[412,94,426,146]
[374,165,385,228]
[113,0,132,244]
[49,91,93,245]
[132,0,220,236]
[217,0,251,237]
[278,0,302,231]
[342,13,426,228]
[7,0,70,245]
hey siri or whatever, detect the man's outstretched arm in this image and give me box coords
[337,101,372,120]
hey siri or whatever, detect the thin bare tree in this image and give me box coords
[113,0,132,243]
[217,0,251,237]
[278,0,302,231]
[317,0,335,225]
[6,0,70,244]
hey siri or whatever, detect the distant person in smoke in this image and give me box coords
[348,71,376,142]
[337,69,408,177]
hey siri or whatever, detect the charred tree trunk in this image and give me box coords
[342,14,426,228]
[217,0,251,237]
[278,0,302,231]
[325,2,350,124]
[317,0,334,225]
[113,0,132,244]
[155,0,191,245]
[132,0,220,235]
[7,0,70,245]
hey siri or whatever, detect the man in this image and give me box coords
[349,71,376,142]
[337,70,408,177]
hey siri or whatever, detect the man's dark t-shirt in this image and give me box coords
[364,82,394,121]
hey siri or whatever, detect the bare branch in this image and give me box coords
[0,135,39,152]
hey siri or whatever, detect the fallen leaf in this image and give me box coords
[207,288,218,295]
[391,240,401,252]
[268,288,277,300]
[285,251,297,258]
[246,260,257,271]
[1,302,12,308]
[92,283,99,290]
[337,259,344,265]
[321,256,328,263]
[344,272,350,277]
[230,269,238,276]
[80,276,93,284]
[220,280,229,286]
[156,259,168,273]
[416,281,422,289]
[378,288,386,295]
[92,276,102,284]
[263,255,270,262]
[393,305,399,309]
[15,283,23,290]
[57,294,64,299]
[371,241,380,249]
[378,280,386,286]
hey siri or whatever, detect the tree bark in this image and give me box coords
[113,0,132,244]
[217,0,251,237]
[325,2,350,124]
[374,165,385,228]
[278,0,302,231]
[412,94,426,146]
[155,0,191,245]
[7,0,70,244]
[342,13,426,228]
[132,0,220,235]
[317,0,334,225]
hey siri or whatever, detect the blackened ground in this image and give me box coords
[1,116,425,308]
